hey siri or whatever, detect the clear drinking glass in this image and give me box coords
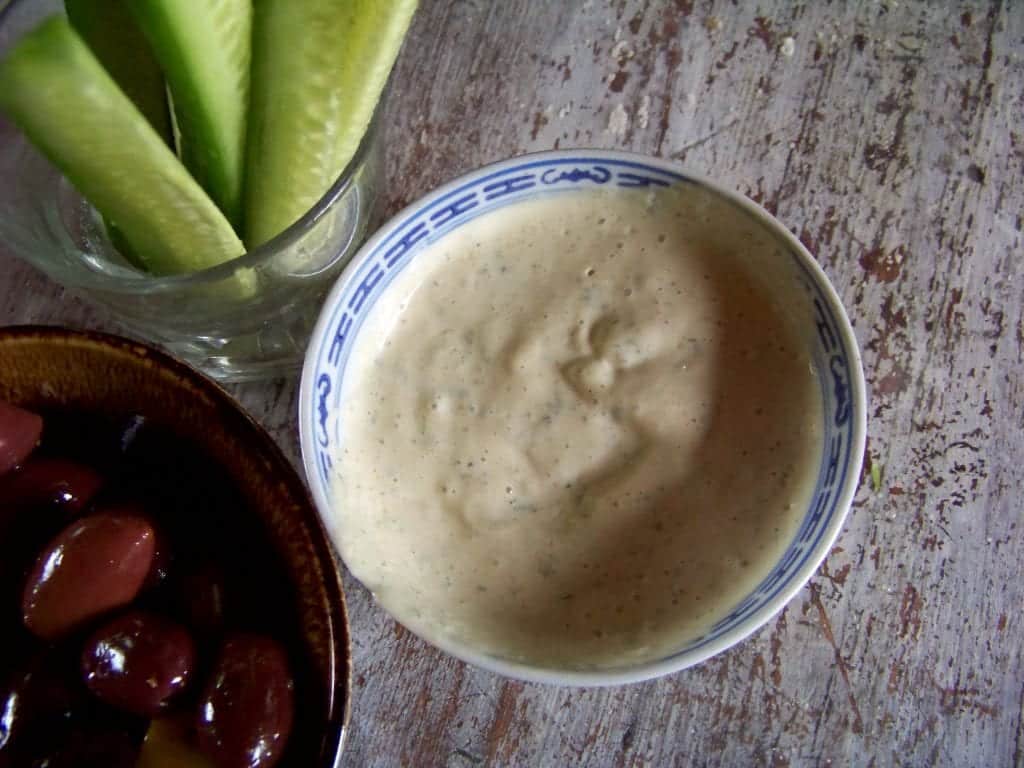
[0,0,383,381]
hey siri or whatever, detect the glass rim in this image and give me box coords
[0,0,386,292]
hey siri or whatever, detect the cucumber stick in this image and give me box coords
[130,0,251,231]
[245,0,418,247]
[66,0,171,270]
[0,17,245,276]
[64,0,173,147]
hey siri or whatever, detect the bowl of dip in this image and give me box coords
[299,150,866,686]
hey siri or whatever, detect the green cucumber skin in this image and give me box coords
[245,0,418,247]
[64,0,174,147]
[0,17,245,276]
[130,0,251,232]
[66,0,171,268]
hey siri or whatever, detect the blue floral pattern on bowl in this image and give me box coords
[299,150,866,685]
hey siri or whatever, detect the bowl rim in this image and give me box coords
[299,148,868,686]
[0,324,353,757]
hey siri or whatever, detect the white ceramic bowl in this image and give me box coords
[299,149,866,685]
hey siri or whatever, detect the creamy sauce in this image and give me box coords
[330,187,823,669]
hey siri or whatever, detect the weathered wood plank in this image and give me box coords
[1,1,1021,766]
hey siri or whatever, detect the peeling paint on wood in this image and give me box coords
[1,1,1021,766]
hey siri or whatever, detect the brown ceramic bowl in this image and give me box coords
[0,325,349,765]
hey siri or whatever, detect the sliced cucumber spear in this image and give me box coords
[66,0,174,269]
[245,0,418,248]
[129,0,252,231]
[64,0,174,147]
[0,17,246,276]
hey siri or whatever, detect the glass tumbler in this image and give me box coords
[0,0,382,382]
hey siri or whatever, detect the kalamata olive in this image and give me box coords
[196,635,295,768]
[101,501,172,591]
[0,646,79,758]
[172,562,227,638]
[0,643,143,767]
[81,611,195,716]
[145,535,173,590]
[0,400,42,476]
[0,462,102,630]
[21,511,156,640]
[0,456,103,513]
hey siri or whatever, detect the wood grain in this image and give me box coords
[1,1,1021,766]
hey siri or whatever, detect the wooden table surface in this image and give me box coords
[2,1,1021,766]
